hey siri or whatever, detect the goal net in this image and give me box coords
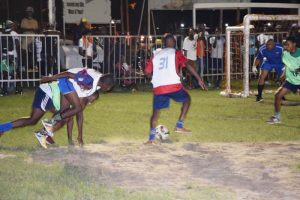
[223,14,300,98]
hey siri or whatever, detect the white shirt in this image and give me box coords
[8,31,19,58]
[211,37,225,59]
[183,36,197,61]
[79,38,93,57]
[151,48,181,88]
[68,68,102,98]
[257,34,274,46]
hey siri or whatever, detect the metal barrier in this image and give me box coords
[76,35,184,86]
[0,32,289,92]
[0,34,60,91]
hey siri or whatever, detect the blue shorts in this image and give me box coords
[261,62,284,74]
[153,88,189,110]
[32,87,54,112]
[58,78,75,95]
[282,81,300,93]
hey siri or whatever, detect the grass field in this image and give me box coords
[1,88,300,200]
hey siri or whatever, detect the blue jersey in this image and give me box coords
[256,43,283,65]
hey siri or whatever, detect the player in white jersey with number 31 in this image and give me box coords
[145,34,207,144]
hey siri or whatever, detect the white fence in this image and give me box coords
[0,32,290,92]
[0,34,60,92]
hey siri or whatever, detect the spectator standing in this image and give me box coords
[183,28,198,88]
[197,31,207,78]
[79,27,97,68]
[0,20,22,96]
[210,28,225,88]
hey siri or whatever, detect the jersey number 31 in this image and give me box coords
[159,57,168,70]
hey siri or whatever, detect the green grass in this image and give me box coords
[0,88,300,199]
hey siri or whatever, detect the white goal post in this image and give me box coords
[243,14,300,97]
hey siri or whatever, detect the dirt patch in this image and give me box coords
[32,142,300,200]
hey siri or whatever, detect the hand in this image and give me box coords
[198,79,208,91]
[40,76,53,83]
[280,74,286,82]
[252,66,258,74]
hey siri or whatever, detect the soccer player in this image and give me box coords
[35,91,100,148]
[252,39,284,102]
[145,34,207,144]
[0,70,113,135]
[267,37,300,124]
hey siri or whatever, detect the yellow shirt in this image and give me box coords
[20,18,38,33]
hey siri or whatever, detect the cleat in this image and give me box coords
[34,131,47,149]
[174,127,192,134]
[255,95,264,102]
[42,119,55,137]
[267,116,281,124]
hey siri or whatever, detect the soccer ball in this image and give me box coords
[155,125,170,141]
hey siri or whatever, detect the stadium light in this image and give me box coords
[225,23,229,27]
[180,23,185,28]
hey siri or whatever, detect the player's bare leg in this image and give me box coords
[256,70,269,102]
[145,109,160,144]
[175,94,192,134]
[267,87,289,124]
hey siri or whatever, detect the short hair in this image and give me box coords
[286,36,297,44]
[100,74,114,88]
[164,34,176,45]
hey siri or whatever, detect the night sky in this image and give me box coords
[0,0,298,35]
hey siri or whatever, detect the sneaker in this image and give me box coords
[42,119,55,137]
[174,127,192,134]
[256,95,264,102]
[34,131,47,149]
[267,116,281,124]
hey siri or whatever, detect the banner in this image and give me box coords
[149,0,250,10]
[63,0,111,24]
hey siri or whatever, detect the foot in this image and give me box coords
[68,140,75,146]
[267,116,281,124]
[45,135,55,145]
[174,127,192,134]
[144,140,158,145]
[34,131,47,149]
[42,119,55,137]
[77,138,84,147]
[256,95,264,102]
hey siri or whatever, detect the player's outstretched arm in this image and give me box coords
[40,72,76,83]
[186,63,208,91]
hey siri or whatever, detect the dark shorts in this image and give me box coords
[32,87,54,112]
[58,78,75,95]
[261,62,284,74]
[153,88,189,110]
[282,81,300,93]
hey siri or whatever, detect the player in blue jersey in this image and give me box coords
[252,39,284,102]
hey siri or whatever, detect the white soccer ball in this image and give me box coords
[155,125,170,141]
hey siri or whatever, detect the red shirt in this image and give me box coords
[145,49,187,95]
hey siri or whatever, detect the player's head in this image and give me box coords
[188,28,195,38]
[98,74,114,92]
[86,91,99,104]
[266,39,275,51]
[164,34,176,48]
[285,36,297,53]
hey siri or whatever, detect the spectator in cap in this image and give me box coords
[73,18,90,46]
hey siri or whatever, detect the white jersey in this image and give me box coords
[68,68,102,98]
[151,48,181,88]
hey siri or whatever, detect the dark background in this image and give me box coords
[0,0,298,35]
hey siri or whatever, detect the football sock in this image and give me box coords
[257,84,264,98]
[0,122,13,132]
[149,128,156,141]
[274,112,281,119]
[176,120,184,128]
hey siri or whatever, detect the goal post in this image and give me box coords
[243,14,300,97]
